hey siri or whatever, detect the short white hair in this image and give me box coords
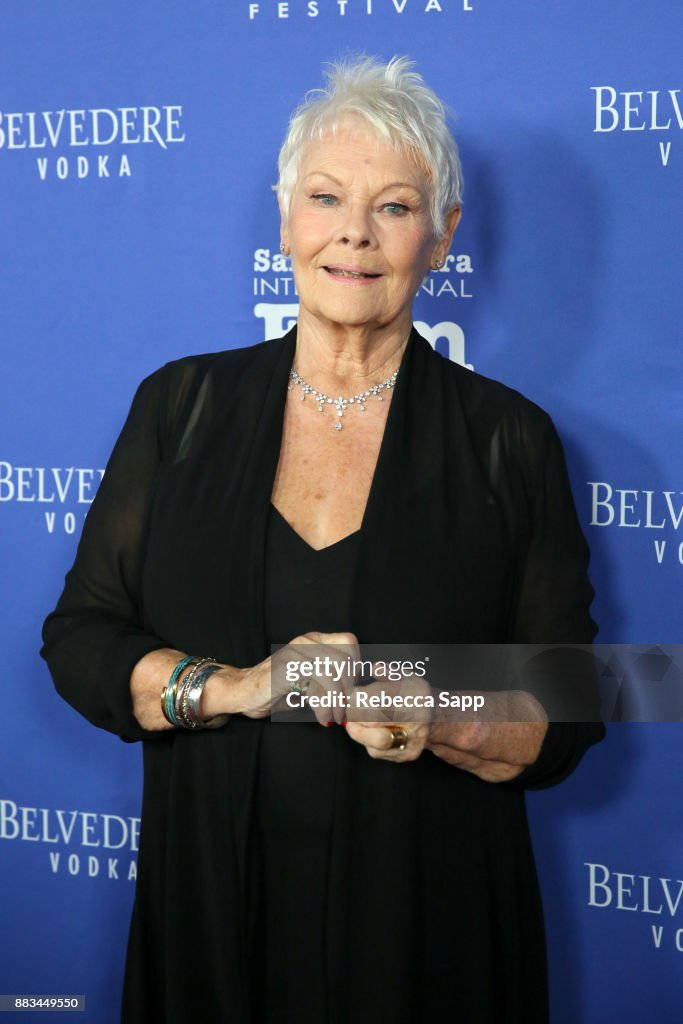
[276,55,464,237]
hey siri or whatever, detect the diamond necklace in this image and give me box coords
[287,366,399,431]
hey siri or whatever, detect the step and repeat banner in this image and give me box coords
[1,2,681,1021]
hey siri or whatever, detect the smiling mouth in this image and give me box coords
[323,266,381,279]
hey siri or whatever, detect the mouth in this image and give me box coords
[323,265,382,280]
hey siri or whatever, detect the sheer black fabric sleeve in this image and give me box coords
[41,365,176,743]
[504,409,605,790]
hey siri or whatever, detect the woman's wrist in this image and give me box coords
[200,664,246,720]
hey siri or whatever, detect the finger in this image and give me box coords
[324,631,359,649]
[312,698,347,727]
[348,721,429,763]
[297,631,359,655]
[312,706,337,729]
[332,694,349,725]
[281,632,358,660]
[345,721,404,754]
[284,635,359,696]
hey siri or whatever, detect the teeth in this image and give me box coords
[332,269,369,278]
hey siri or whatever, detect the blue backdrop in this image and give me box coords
[1,2,681,1020]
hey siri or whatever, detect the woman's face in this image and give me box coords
[281,122,459,337]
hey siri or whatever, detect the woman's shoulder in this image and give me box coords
[418,338,570,504]
[418,332,555,443]
[157,336,282,385]
[140,335,285,404]
[134,336,287,440]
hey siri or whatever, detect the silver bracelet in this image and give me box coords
[177,662,223,729]
[174,658,215,729]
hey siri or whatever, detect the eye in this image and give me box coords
[311,193,337,206]
[382,202,410,216]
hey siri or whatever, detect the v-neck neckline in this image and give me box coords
[269,501,361,554]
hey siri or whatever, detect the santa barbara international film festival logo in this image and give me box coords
[587,482,683,567]
[591,86,682,167]
[0,798,139,883]
[586,862,683,953]
[0,463,104,536]
[252,245,475,368]
[0,104,186,181]
[246,0,477,22]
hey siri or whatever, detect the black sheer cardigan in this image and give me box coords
[41,325,605,1023]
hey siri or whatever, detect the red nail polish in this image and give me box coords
[326,720,334,727]
[342,719,348,729]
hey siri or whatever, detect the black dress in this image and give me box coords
[252,504,361,1023]
[41,326,605,1023]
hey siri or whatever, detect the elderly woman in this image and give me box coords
[42,57,603,1023]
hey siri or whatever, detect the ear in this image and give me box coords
[430,206,462,268]
[277,193,290,256]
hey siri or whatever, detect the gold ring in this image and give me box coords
[387,725,408,751]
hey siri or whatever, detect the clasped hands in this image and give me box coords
[228,631,548,782]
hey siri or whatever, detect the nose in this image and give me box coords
[337,203,377,249]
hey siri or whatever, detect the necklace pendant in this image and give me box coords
[289,363,399,434]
